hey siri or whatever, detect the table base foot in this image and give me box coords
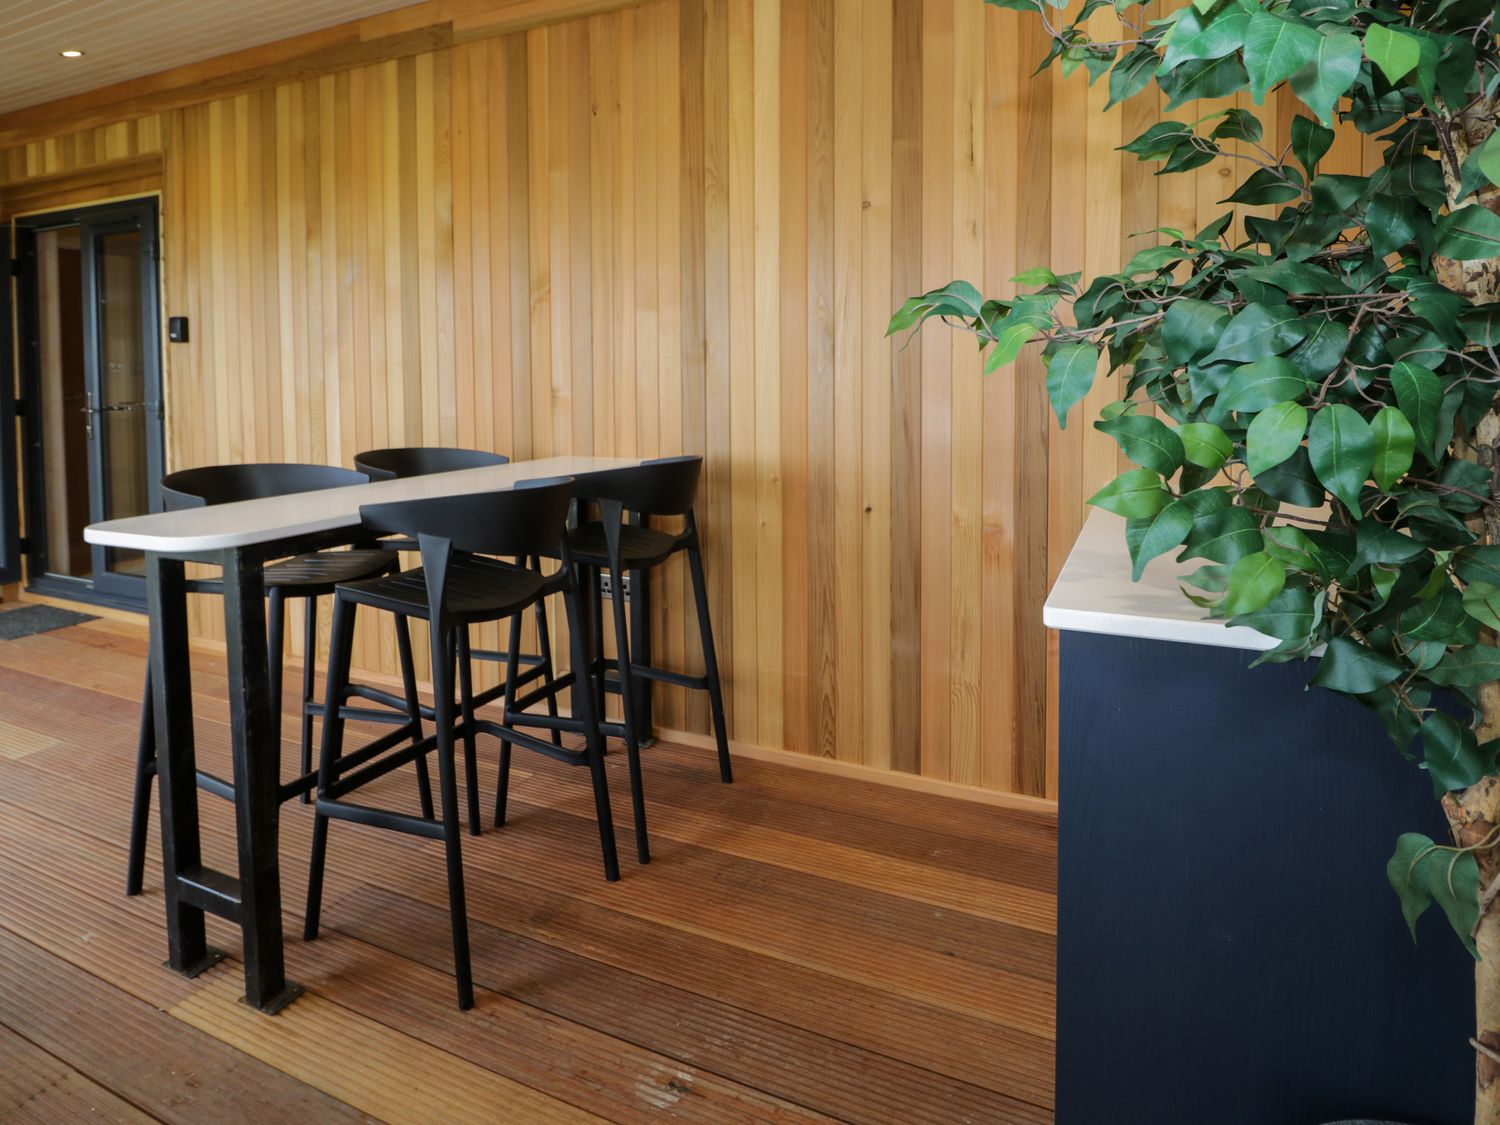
[241,981,304,1015]
[166,947,228,979]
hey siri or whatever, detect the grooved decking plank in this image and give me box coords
[0,619,1059,1116]
[330,884,1051,1122]
[170,969,600,1125]
[0,1022,160,1124]
[0,931,375,1123]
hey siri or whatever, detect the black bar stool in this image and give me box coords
[302,477,615,1010]
[125,463,429,897]
[509,455,731,867]
[353,447,564,835]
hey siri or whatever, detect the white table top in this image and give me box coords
[83,455,648,553]
[1043,509,1279,652]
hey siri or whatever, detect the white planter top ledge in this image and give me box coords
[1043,508,1281,653]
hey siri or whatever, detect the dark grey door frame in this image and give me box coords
[13,197,164,609]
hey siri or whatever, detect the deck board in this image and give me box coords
[0,618,1056,1121]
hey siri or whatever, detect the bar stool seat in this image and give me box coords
[339,556,546,622]
[565,523,679,569]
[185,547,398,595]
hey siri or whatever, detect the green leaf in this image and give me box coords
[1390,360,1446,463]
[1288,30,1362,127]
[1290,116,1334,176]
[1222,551,1287,616]
[1420,712,1489,796]
[1427,645,1500,688]
[1158,4,1252,74]
[1234,583,1315,641]
[1000,322,1047,372]
[1044,343,1099,428]
[1182,505,1263,565]
[1095,413,1186,475]
[1161,299,1229,364]
[1161,54,1250,110]
[1308,404,1375,516]
[1107,45,1159,109]
[1224,168,1305,205]
[1387,833,1481,959]
[1310,636,1404,695]
[1242,10,1322,104]
[1011,267,1059,287]
[1477,131,1500,190]
[1436,205,1500,260]
[1464,582,1500,632]
[1220,357,1309,414]
[1179,421,1233,470]
[1245,400,1307,477]
[1128,500,1196,580]
[1365,194,1415,260]
[1363,23,1422,85]
[1089,469,1169,519]
[1206,302,1308,363]
[1370,406,1415,491]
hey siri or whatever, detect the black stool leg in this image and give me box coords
[298,595,318,802]
[495,614,522,827]
[607,555,650,865]
[430,621,475,1009]
[267,587,286,752]
[395,614,434,820]
[530,562,563,749]
[686,532,733,783]
[456,628,481,836]
[589,564,608,715]
[563,567,620,882]
[304,595,357,942]
[125,666,156,896]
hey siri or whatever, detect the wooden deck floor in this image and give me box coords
[0,612,1056,1123]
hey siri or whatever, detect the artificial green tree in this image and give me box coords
[892,0,1500,1114]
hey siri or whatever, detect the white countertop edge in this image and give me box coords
[82,455,648,553]
[1043,508,1283,652]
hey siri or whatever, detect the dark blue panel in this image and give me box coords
[1058,632,1471,1125]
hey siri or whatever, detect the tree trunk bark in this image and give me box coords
[1445,779,1500,1123]
[1436,95,1500,1125]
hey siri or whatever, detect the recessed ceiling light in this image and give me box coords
[59,49,84,58]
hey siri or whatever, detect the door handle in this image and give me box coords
[80,397,158,414]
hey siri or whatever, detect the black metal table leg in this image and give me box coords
[147,553,225,978]
[220,547,303,1013]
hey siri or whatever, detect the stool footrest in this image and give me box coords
[177,865,242,921]
[507,671,578,714]
[315,797,443,840]
[196,770,235,801]
[479,717,587,767]
[629,664,708,691]
[327,734,435,799]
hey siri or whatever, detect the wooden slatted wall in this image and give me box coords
[0,0,1374,799]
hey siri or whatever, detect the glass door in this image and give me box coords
[15,199,163,607]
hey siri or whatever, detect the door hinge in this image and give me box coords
[16,536,31,554]
[12,399,26,417]
[5,257,16,278]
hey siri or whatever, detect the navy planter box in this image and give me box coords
[1057,631,1471,1124]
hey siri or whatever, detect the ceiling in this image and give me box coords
[0,0,423,115]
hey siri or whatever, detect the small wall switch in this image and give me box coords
[167,316,189,343]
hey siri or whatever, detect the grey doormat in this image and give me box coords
[0,605,99,640]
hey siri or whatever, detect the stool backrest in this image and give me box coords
[352,447,509,481]
[358,477,574,558]
[160,464,369,511]
[573,456,702,516]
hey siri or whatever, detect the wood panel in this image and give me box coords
[0,0,1373,799]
